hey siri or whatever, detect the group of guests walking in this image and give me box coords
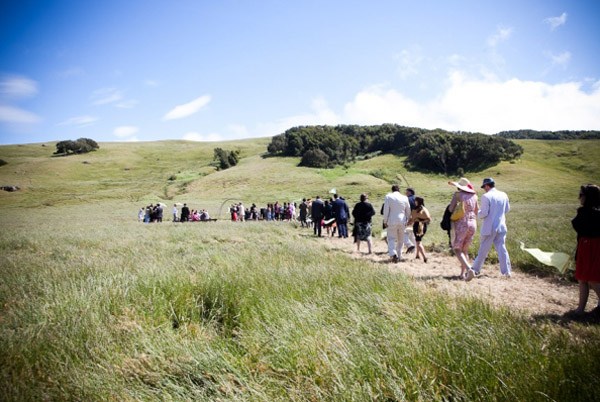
[337,177,513,284]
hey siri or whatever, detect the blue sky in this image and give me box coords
[1,0,599,144]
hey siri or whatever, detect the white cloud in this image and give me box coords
[545,12,567,30]
[548,51,571,68]
[58,115,98,127]
[163,95,211,121]
[113,126,139,138]
[0,75,38,99]
[91,87,123,105]
[394,48,423,80]
[58,67,85,78]
[228,124,248,137]
[144,80,159,87]
[341,72,600,133]
[487,26,513,47]
[258,97,340,136]
[0,104,41,124]
[182,131,222,142]
[116,99,138,109]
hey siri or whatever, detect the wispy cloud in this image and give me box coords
[548,51,571,68]
[57,67,85,78]
[394,48,423,80]
[116,99,138,109]
[258,97,340,137]
[0,104,41,124]
[91,87,123,105]
[228,124,248,137]
[545,12,567,31]
[163,95,211,121]
[182,131,222,142]
[487,26,513,47]
[113,125,139,138]
[144,79,159,87]
[0,75,40,125]
[0,75,38,99]
[58,115,98,127]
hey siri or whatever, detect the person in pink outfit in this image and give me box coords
[448,178,479,279]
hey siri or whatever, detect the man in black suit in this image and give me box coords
[180,203,190,222]
[311,196,324,237]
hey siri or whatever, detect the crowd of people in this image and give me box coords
[136,179,600,318]
[139,203,211,223]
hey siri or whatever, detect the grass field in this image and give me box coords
[1,138,599,400]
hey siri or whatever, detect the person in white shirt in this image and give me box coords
[466,178,512,281]
[383,184,412,263]
[172,204,178,222]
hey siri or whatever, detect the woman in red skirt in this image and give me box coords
[570,184,600,316]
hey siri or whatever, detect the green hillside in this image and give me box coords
[1,138,598,261]
[1,138,600,401]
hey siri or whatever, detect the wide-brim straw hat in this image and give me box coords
[448,177,476,193]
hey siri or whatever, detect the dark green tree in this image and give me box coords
[213,148,240,170]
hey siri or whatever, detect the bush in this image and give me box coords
[300,148,330,168]
[54,138,99,155]
[0,159,7,167]
[213,148,240,170]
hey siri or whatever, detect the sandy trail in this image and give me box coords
[320,234,598,322]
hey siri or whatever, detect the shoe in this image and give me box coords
[502,273,512,279]
[406,246,415,254]
[391,255,399,263]
[423,257,428,263]
[415,255,420,259]
[465,269,475,282]
[564,309,585,318]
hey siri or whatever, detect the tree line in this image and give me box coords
[267,124,523,175]
[497,130,600,140]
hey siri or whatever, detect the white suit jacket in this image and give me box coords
[383,191,411,227]
[478,188,510,235]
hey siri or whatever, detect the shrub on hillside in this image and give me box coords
[0,159,7,167]
[54,138,99,155]
[300,148,330,168]
[213,148,240,170]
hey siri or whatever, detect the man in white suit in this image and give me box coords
[383,184,412,263]
[466,178,512,281]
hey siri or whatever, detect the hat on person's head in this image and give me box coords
[481,178,495,188]
[448,177,476,194]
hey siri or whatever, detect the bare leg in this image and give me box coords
[417,241,427,262]
[590,282,600,308]
[454,248,470,277]
[577,281,589,313]
[366,238,372,254]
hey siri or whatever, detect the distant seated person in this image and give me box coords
[191,210,200,222]
[200,209,210,221]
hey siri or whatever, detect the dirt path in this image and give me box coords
[321,235,598,321]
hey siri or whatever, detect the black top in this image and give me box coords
[311,199,324,219]
[572,207,600,238]
[352,201,376,223]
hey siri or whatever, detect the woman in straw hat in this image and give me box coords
[448,178,479,279]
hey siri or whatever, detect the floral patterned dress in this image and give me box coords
[450,191,478,250]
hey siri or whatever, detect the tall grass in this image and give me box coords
[1,139,600,400]
[1,207,599,401]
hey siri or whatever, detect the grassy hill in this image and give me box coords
[1,138,600,400]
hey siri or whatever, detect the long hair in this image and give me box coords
[581,184,600,209]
